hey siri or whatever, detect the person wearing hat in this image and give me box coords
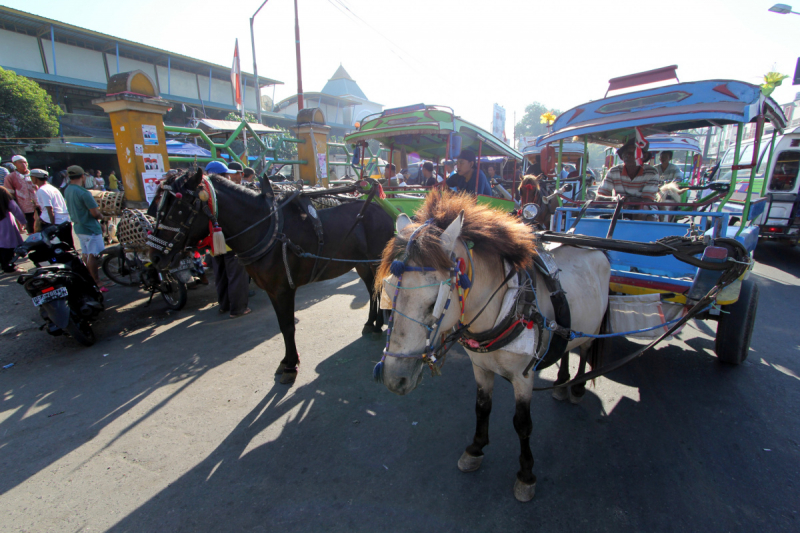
[32,169,74,248]
[203,161,251,318]
[227,161,244,185]
[5,155,39,234]
[446,149,492,196]
[595,138,660,220]
[64,165,107,291]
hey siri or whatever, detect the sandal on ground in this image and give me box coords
[230,308,252,319]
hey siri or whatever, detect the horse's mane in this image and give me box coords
[377,191,536,284]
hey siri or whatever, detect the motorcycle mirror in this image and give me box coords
[522,203,539,220]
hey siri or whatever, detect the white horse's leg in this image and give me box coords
[458,364,495,473]
[568,343,591,404]
[511,376,537,502]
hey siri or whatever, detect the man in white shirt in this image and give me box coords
[655,151,684,183]
[32,169,74,248]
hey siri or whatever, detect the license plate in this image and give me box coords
[32,286,68,307]
[170,258,193,273]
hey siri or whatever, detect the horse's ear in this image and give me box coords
[440,210,464,255]
[186,168,203,189]
[396,213,412,233]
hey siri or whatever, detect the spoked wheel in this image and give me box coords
[715,279,759,365]
[102,254,138,286]
[160,275,188,311]
[65,319,96,347]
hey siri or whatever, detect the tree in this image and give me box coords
[514,102,561,147]
[0,67,62,158]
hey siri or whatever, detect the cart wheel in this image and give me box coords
[715,279,758,365]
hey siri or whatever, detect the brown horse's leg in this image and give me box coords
[268,289,299,385]
[511,381,536,502]
[552,351,571,401]
[356,264,382,334]
[459,364,494,473]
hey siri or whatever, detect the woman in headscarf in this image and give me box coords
[0,186,27,274]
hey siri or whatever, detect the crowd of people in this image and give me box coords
[0,156,115,292]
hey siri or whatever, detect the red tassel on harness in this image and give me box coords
[634,126,646,167]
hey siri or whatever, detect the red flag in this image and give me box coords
[231,39,242,111]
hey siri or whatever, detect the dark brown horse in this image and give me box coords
[149,169,395,384]
[518,174,560,228]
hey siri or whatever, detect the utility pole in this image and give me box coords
[249,0,270,124]
[294,0,305,110]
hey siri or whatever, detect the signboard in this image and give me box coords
[141,153,165,204]
[492,104,507,143]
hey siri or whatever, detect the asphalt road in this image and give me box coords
[0,241,798,533]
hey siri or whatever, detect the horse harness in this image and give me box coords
[382,222,572,376]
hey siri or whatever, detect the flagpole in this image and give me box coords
[294,0,304,110]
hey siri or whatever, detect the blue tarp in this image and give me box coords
[66,141,213,157]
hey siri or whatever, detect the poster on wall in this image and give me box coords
[134,144,144,156]
[142,124,159,145]
[317,153,327,179]
[142,173,161,204]
[142,153,164,172]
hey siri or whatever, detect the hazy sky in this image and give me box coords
[5,0,800,135]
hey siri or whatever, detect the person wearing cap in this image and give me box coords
[5,155,39,234]
[227,161,245,185]
[596,138,660,220]
[446,149,492,196]
[422,161,443,187]
[203,161,251,318]
[32,169,74,248]
[64,165,107,291]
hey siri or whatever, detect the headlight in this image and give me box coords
[522,204,539,220]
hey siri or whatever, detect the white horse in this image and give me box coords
[373,192,610,502]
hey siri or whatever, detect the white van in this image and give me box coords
[716,127,800,245]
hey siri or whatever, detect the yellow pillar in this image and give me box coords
[292,108,329,187]
[92,70,171,207]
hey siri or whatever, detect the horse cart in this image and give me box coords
[534,74,787,365]
[344,103,521,217]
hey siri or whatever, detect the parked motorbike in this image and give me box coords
[14,222,104,346]
[100,245,190,310]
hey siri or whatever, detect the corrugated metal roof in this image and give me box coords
[0,6,282,86]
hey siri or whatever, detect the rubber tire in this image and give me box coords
[65,319,96,347]
[160,275,187,311]
[715,279,759,365]
[101,254,137,286]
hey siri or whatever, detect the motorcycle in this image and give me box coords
[14,222,104,346]
[99,245,190,310]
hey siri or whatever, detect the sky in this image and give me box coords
[5,0,800,136]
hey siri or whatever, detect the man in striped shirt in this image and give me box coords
[596,139,659,220]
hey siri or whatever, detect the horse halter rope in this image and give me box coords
[148,175,218,260]
[380,221,474,375]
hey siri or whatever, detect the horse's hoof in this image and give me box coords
[513,478,536,502]
[279,369,297,385]
[361,324,374,336]
[275,363,287,375]
[568,387,585,405]
[551,386,568,402]
[372,325,384,334]
[457,452,483,473]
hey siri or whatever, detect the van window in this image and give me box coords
[769,151,800,191]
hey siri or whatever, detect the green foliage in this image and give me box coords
[514,102,561,145]
[761,71,789,97]
[0,67,62,157]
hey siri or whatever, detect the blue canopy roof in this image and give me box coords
[537,80,787,147]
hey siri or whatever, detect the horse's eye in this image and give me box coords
[178,211,183,215]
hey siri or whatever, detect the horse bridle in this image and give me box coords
[147,176,217,261]
[380,221,477,374]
